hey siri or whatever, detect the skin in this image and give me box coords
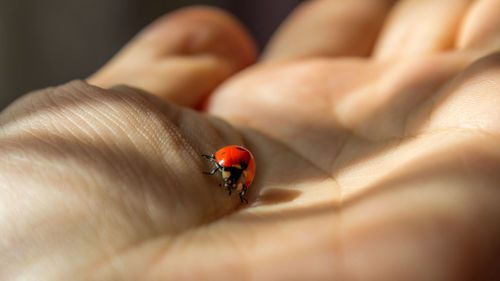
[1,0,500,280]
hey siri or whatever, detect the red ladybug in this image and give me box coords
[202,145,256,203]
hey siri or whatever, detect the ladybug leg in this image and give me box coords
[202,154,223,175]
[239,187,248,204]
[202,167,219,175]
[223,180,232,195]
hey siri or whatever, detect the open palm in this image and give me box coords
[1,1,500,280]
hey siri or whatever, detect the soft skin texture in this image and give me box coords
[1,1,500,280]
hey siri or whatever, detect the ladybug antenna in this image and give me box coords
[202,154,214,160]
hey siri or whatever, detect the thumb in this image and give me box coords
[88,7,257,108]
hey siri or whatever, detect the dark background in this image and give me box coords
[0,0,303,110]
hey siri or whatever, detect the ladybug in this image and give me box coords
[202,145,256,203]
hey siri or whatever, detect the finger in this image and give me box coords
[262,0,395,62]
[0,81,258,277]
[457,0,500,52]
[0,81,246,230]
[88,7,257,108]
[374,0,471,59]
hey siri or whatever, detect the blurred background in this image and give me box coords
[0,0,303,110]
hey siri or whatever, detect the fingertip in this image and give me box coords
[140,6,258,69]
[89,6,258,107]
[373,0,470,59]
[262,0,395,62]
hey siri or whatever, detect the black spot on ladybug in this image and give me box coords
[221,151,226,155]
[240,161,248,169]
[236,147,245,151]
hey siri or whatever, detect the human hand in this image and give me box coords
[1,1,500,280]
